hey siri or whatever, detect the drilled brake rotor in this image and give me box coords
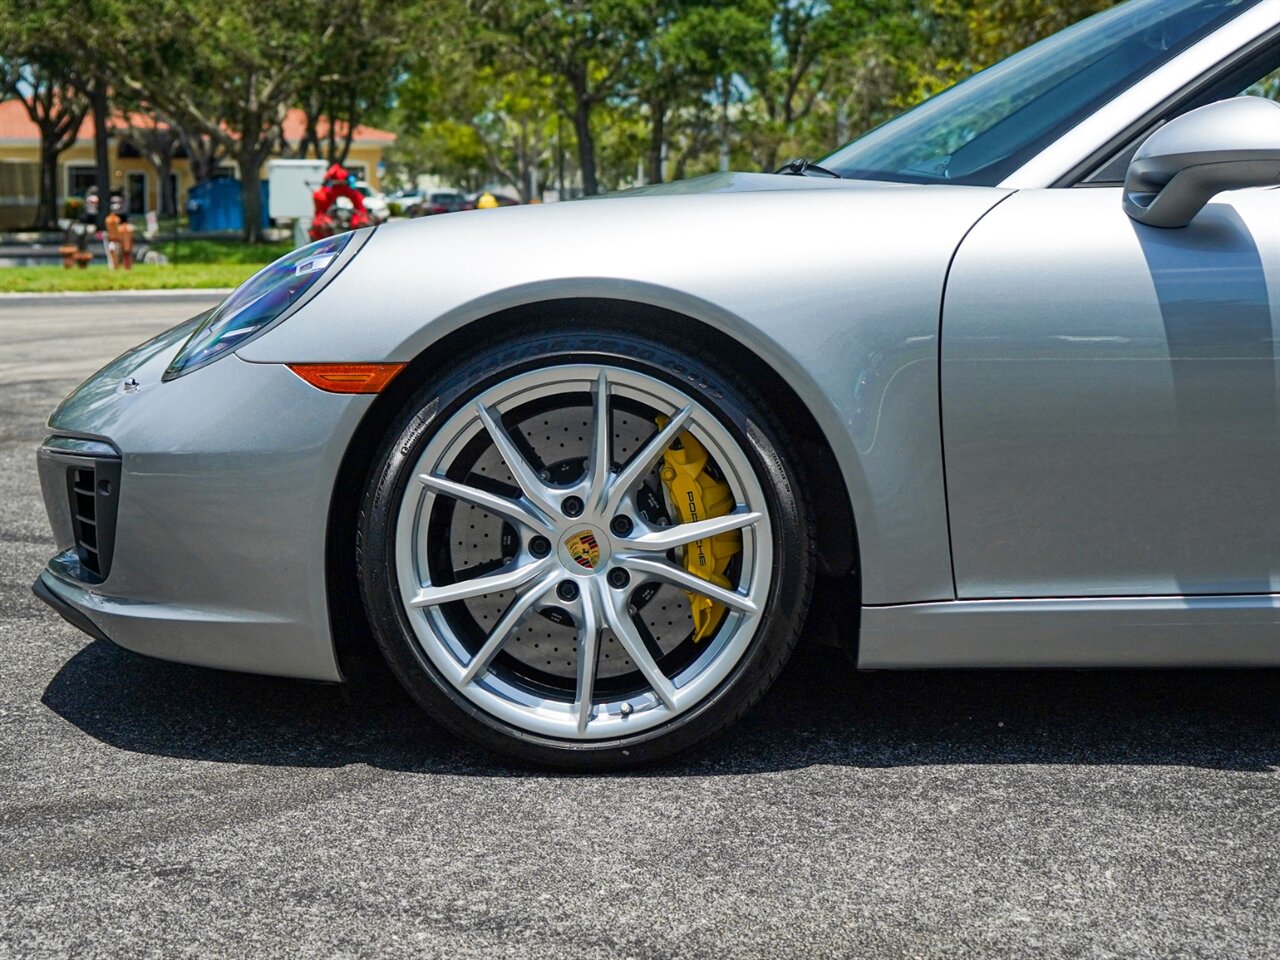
[452,404,694,680]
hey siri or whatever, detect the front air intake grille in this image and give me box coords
[38,437,122,585]
[52,448,121,585]
[70,467,103,577]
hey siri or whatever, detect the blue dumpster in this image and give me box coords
[186,179,270,232]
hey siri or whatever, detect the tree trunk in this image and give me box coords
[158,154,175,217]
[571,83,598,196]
[188,137,221,184]
[718,77,731,173]
[300,94,322,158]
[238,146,267,243]
[647,101,665,185]
[334,128,353,166]
[90,84,110,228]
[35,140,60,229]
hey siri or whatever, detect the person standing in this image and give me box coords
[117,213,134,270]
[104,199,124,269]
[81,187,100,226]
[74,187,101,256]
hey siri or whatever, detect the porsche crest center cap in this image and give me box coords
[564,530,601,570]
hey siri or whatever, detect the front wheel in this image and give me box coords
[357,327,814,768]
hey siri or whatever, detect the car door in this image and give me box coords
[939,183,1279,599]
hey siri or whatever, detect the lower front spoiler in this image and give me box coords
[31,564,343,680]
[33,573,110,644]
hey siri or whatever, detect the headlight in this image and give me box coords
[164,232,354,380]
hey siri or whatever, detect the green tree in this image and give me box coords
[286,1,423,165]
[101,0,422,241]
[398,4,570,200]
[474,0,660,195]
[907,0,1117,100]
[630,2,765,182]
[728,0,912,171]
[0,3,91,228]
[90,0,308,240]
[0,62,89,228]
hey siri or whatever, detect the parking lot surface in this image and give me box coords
[2,294,1278,959]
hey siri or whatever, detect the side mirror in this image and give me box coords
[1123,96,1280,228]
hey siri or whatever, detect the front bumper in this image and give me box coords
[34,317,376,681]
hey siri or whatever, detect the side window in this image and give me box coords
[1081,40,1280,184]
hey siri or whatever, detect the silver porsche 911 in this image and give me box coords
[35,0,1280,767]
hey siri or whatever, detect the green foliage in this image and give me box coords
[2,0,1126,216]
[907,0,1117,100]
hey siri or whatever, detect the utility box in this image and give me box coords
[268,160,326,220]
[187,179,268,233]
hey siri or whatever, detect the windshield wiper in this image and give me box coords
[774,158,842,179]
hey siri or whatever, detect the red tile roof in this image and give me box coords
[0,100,395,145]
[280,110,397,144]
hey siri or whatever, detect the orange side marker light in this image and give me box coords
[288,363,405,394]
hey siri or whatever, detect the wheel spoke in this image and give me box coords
[602,593,677,710]
[621,556,757,614]
[475,402,556,515]
[604,404,693,511]
[628,510,762,551]
[460,570,558,685]
[410,556,552,608]
[574,580,603,733]
[417,473,551,533]
[585,370,612,511]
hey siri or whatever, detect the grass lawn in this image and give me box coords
[0,263,260,293]
[160,237,293,264]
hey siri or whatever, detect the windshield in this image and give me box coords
[821,0,1261,185]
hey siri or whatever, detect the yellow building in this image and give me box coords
[0,101,396,230]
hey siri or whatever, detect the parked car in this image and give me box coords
[409,191,467,217]
[388,188,424,209]
[34,0,1280,769]
[353,181,390,224]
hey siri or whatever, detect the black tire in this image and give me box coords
[357,324,815,769]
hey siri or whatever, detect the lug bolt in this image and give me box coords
[608,568,630,589]
[562,495,584,518]
[529,535,551,558]
[556,580,579,602]
[610,515,633,536]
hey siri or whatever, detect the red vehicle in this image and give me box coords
[309,164,372,240]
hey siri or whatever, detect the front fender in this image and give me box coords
[241,185,1009,603]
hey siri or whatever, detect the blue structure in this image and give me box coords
[186,179,270,233]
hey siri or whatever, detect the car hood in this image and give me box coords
[241,174,1010,368]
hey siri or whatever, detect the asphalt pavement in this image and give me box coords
[1,294,1278,959]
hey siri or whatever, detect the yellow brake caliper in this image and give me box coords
[655,416,741,642]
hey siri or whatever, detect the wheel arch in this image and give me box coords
[325,296,861,679]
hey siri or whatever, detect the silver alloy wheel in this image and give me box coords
[393,363,773,740]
